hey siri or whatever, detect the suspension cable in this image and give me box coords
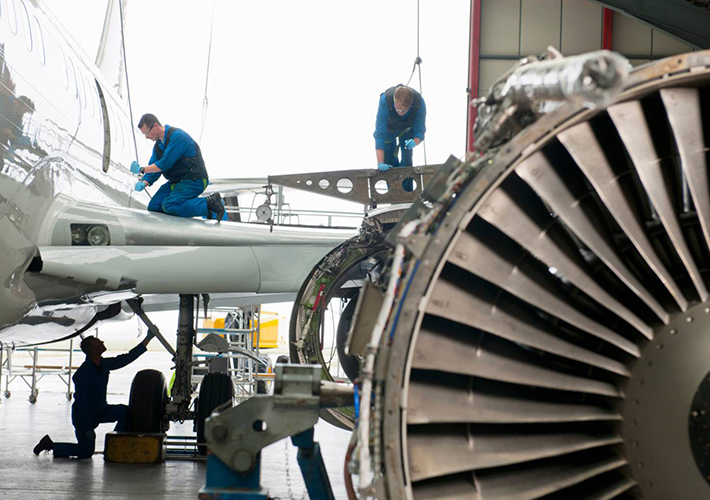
[118,0,151,199]
[405,0,426,165]
[119,0,138,163]
[199,0,217,144]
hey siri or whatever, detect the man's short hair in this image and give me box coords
[394,86,414,107]
[138,113,161,130]
[80,336,96,355]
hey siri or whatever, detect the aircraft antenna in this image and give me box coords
[118,0,152,199]
[405,0,427,165]
[199,0,217,144]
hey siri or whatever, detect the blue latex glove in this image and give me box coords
[405,139,417,150]
[134,181,146,191]
[378,163,392,172]
[130,161,141,174]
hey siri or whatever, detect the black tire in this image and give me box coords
[126,369,168,433]
[196,372,233,455]
[336,295,360,382]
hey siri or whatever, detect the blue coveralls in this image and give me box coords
[373,91,427,192]
[53,344,147,458]
[143,125,216,218]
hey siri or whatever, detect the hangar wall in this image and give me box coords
[478,0,695,95]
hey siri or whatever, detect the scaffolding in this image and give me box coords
[193,305,272,402]
[0,340,78,404]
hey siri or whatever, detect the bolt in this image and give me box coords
[670,329,677,335]
[213,425,228,441]
[705,308,709,313]
[692,410,699,417]
[638,461,644,468]
[687,317,694,323]
[232,450,254,473]
[656,344,664,350]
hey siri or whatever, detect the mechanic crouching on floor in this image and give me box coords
[131,113,226,222]
[33,332,154,458]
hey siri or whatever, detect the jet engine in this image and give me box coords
[349,51,710,500]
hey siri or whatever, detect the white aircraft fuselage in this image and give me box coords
[0,0,353,345]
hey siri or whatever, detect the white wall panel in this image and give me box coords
[561,0,602,55]
[481,0,521,56]
[612,12,652,55]
[479,59,517,94]
[521,0,562,56]
[652,30,693,57]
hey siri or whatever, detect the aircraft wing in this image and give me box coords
[33,198,354,294]
[5,198,356,344]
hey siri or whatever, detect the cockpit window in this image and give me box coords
[95,80,111,173]
[57,45,68,89]
[19,1,31,51]
[7,0,17,35]
[66,56,78,100]
[32,16,45,65]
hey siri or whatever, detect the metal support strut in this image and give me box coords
[126,295,196,422]
[199,364,350,500]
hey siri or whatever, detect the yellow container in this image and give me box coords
[202,313,279,348]
[104,432,166,463]
[254,317,279,349]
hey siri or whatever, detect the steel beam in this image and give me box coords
[593,0,710,49]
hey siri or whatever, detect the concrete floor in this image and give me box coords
[0,351,351,499]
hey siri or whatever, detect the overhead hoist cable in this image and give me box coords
[118,0,152,200]
[405,0,426,165]
[199,0,217,144]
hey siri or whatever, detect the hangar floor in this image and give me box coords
[0,352,350,499]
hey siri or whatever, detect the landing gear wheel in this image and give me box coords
[28,392,37,404]
[66,392,73,401]
[126,369,168,433]
[196,372,233,455]
[4,390,10,398]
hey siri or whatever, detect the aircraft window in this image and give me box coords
[93,86,101,122]
[7,0,17,35]
[95,80,111,173]
[32,16,45,65]
[67,56,78,99]
[77,68,87,108]
[19,1,30,51]
[57,46,69,89]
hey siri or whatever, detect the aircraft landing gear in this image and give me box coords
[125,294,198,432]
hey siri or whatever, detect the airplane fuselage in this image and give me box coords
[0,0,353,345]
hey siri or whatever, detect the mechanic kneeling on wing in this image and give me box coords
[131,113,226,222]
[33,333,154,458]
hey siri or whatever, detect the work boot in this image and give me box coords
[206,193,226,223]
[33,434,53,455]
